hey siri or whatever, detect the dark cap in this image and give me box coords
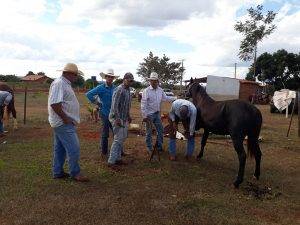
[179,105,189,119]
[123,72,134,80]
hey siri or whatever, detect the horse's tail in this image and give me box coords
[247,137,257,158]
[247,110,262,158]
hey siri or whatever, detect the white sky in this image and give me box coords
[0,0,299,81]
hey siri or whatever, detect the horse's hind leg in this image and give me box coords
[197,129,209,159]
[253,141,262,180]
[247,135,262,180]
[232,137,246,188]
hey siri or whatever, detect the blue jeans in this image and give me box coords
[0,120,3,133]
[145,112,163,152]
[100,114,113,155]
[53,124,81,178]
[169,137,195,157]
[108,122,128,164]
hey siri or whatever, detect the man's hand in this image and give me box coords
[184,131,194,139]
[128,116,132,124]
[172,122,178,133]
[115,118,122,127]
[142,117,149,123]
[63,117,73,125]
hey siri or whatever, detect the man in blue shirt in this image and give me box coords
[86,69,119,157]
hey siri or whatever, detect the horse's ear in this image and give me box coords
[190,78,194,83]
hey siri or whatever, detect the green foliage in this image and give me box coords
[0,75,21,82]
[112,78,143,88]
[246,49,300,90]
[85,78,99,89]
[234,5,277,61]
[72,75,85,88]
[137,51,184,85]
[113,78,123,86]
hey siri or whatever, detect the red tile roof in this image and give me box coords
[21,75,48,81]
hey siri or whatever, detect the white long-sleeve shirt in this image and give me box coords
[141,86,176,118]
[169,99,197,136]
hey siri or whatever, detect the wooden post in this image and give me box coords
[298,90,300,137]
[23,86,27,125]
[286,98,296,137]
[234,63,237,79]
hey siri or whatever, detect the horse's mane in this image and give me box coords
[190,82,214,103]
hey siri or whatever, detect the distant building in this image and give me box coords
[21,73,53,84]
[184,75,263,102]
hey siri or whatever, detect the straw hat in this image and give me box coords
[58,63,79,75]
[99,69,119,79]
[147,72,159,81]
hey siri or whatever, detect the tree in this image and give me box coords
[137,52,184,85]
[0,75,21,82]
[246,49,300,90]
[37,72,45,76]
[26,71,35,76]
[73,75,85,88]
[235,5,277,77]
[113,78,143,89]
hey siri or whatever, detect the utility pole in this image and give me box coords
[298,90,300,137]
[234,63,237,79]
[180,59,185,93]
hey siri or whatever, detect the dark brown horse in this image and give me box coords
[186,80,262,188]
[0,82,16,120]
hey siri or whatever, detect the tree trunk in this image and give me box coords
[253,44,257,77]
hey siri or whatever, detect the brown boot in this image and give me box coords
[72,174,90,182]
[185,155,193,161]
[169,155,176,161]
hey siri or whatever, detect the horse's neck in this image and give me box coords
[194,92,215,108]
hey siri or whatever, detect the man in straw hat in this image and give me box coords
[86,69,119,158]
[108,72,134,169]
[141,72,176,154]
[48,63,89,182]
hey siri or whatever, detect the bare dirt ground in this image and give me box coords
[0,92,299,225]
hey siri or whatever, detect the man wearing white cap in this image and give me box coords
[86,69,118,157]
[141,72,176,153]
[0,90,13,137]
[48,63,89,182]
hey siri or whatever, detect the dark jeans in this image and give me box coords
[100,114,113,155]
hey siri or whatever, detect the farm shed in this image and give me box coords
[185,75,262,101]
[21,74,53,84]
[239,80,263,102]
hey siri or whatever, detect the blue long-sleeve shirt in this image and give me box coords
[86,83,115,117]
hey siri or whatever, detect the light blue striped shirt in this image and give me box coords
[169,99,197,136]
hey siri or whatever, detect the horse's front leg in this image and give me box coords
[197,129,209,159]
[232,137,246,188]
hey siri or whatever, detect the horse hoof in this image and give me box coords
[233,181,241,189]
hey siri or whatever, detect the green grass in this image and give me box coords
[0,94,299,225]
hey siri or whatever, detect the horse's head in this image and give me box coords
[185,78,203,99]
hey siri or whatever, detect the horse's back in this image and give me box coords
[222,100,262,136]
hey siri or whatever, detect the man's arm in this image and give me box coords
[85,85,103,104]
[51,103,73,124]
[189,106,197,136]
[111,88,122,121]
[141,89,148,120]
[127,93,132,123]
[161,89,177,102]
